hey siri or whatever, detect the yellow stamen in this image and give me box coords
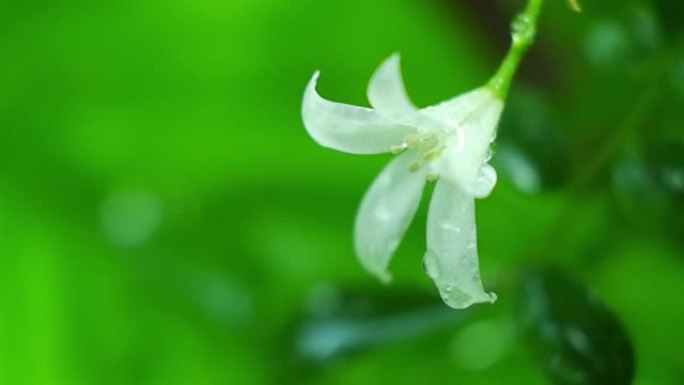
[408,161,421,172]
[398,130,449,172]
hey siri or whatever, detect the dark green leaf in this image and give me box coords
[612,140,684,241]
[495,87,570,192]
[518,268,634,385]
[277,286,464,380]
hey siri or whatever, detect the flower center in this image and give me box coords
[391,129,448,178]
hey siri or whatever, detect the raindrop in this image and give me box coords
[471,165,498,198]
[483,148,494,163]
[512,14,533,42]
[422,251,441,279]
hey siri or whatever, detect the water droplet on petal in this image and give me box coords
[440,286,473,309]
[471,165,498,198]
[422,250,441,279]
[484,148,494,163]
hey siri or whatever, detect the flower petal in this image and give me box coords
[423,180,496,309]
[422,88,495,123]
[367,54,417,118]
[354,151,427,282]
[427,89,504,197]
[302,72,415,154]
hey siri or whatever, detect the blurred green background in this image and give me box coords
[1,0,683,384]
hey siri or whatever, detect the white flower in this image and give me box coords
[301,54,503,309]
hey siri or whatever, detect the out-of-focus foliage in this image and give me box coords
[518,268,634,385]
[0,0,682,384]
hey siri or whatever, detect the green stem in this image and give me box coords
[487,0,544,100]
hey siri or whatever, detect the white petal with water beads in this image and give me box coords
[354,151,428,282]
[424,180,497,309]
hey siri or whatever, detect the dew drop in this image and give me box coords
[484,148,494,163]
[471,165,497,198]
[422,251,441,279]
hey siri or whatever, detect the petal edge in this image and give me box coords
[354,151,427,282]
[367,54,417,118]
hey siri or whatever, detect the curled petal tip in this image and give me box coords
[307,70,321,87]
[302,69,414,154]
[368,53,419,119]
[303,71,321,103]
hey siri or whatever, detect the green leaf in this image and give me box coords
[517,268,634,385]
[280,287,464,378]
[494,87,570,193]
[612,140,684,242]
